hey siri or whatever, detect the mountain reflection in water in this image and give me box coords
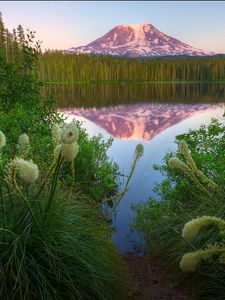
[59,103,220,141]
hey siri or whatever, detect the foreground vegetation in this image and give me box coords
[0,124,131,299]
[133,118,225,299]
[0,14,134,299]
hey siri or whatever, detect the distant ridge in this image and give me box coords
[66,23,215,57]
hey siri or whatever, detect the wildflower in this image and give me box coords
[51,124,62,145]
[135,143,144,159]
[61,121,79,144]
[168,157,185,170]
[179,140,218,190]
[0,130,6,149]
[168,157,210,195]
[13,158,39,184]
[18,133,29,146]
[54,142,79,162]
[182,216,225,240]
[179,140,200,175]
[179,140,191,157]
[168,157,194,179]
[180,251,203,272]
[17,133,30,158]
[62,142,79,162]
[180,245,222,272]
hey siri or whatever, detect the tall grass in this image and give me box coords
[0,192,131,299]
[0,128,131,300]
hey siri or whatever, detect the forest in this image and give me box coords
[39,51,225,83]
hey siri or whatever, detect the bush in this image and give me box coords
[73,121,119,201]
[0,26,118,202]
[0,29,61,170]
[0,128,131,300]
[132,117,225,298]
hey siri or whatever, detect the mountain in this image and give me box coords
[59,103,219,141]
[66,23,214,57]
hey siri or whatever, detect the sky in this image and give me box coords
[1,1,225,53]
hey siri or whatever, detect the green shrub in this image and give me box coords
[132,117,225,298]
[0,129,131,300]
[0,24,118,202]
[0,28,61,170]
[73,122,119,201]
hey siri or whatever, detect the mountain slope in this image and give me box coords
[66,23,214,57]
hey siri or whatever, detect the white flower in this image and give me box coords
[51,124,62,145]
[180,251,202,272]
[18,133,29,146]
[62,142,79,162]
[182,216,225,240]
[168,157,183,169]
[61,121,79,144]
[54,142,79,162]
[179,140,190,157]
[0,130,6,149]
[17,133,30,158]
[13,158,39,184]
[180,245,222,272]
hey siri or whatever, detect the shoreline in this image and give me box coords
[43,80,225,85]
[123,253,194,300]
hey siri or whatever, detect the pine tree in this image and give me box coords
[0,12,6,55]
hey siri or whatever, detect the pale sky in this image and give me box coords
[1,1,225,53]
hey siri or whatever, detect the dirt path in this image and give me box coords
[122,254,193,300]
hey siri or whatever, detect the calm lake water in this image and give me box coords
[46,82,225,254]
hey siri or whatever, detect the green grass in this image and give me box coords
[0,193,131,299]
[0,149,131,300]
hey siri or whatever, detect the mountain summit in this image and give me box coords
[66,23,214,57]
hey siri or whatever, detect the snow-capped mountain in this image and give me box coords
[66,23,214,57]
[59,103,218,141]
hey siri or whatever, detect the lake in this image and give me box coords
[44,82,225,254]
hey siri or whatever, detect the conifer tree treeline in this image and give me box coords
[0,12,24,62]
[0,12,59,168]
[39,50,225,83]
[0,12,41,71]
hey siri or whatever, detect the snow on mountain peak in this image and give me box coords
[66,22,215,57]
